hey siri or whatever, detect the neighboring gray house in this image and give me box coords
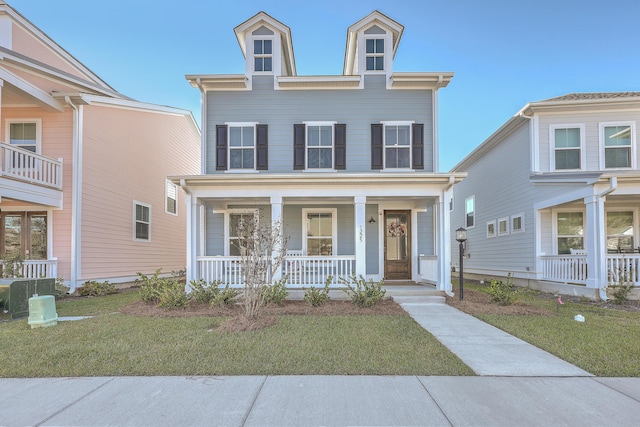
[450,92,640,299]
[172,11,465,291]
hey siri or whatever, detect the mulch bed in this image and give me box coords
[445,288,555,316]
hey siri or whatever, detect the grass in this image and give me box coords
[465,282,640,377]
[0,291,474,378]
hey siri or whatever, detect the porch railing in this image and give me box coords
[540,254,640,286]
[0,259,58,279]
[0,142,63,189]
[196,255,356,286]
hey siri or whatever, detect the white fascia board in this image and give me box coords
[185,74,249,91]
[0,67,64,111]
[0,179,63,208]
[389,72,454,90]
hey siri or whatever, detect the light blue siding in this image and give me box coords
[417,210,435,256]
[206,75,434,173]
[205,211,224,256]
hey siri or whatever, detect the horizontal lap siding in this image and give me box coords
[417,210,435,256]
[206,75,434,173]
[1,107,74,280]
[80,105,200,279]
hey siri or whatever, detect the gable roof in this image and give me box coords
[234,11,296,77]
[343,10,404,76]
[542,92,640,102]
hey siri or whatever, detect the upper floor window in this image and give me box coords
[384,124,411,168]
[254,39,272,72]
[134,201,151,241]
[165,180,177,215]
[552,126,582,170]
[294,123,346,171]
[365,38,384,71]
[601,123,634,169]
[229,125,256,169]
[9,122,38,153]
[465,196,475,228]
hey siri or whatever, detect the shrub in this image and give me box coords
[137,270,165,303]
[156,279,189,308]
[303,276,332,307]
[487,273,517,306]
[78,280,117,297]
[610,265,635,305]
[54,277,70,299]
[189,279,222,304]
[262,277,289,305]
[211,283,241,307]
[340,274,386,307]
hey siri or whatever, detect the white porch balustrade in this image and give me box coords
[0,259,58,279]
[0,142,63,189]
[196,255,356,287]
[541,254,640,286]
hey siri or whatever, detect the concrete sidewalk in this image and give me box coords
[2,375,639,426]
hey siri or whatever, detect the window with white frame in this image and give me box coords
[304,209,336,256]
[365,38,384,71]
[229,211,257,256]
[165,180,177,215]
[498,217,509,236]
[7,120,41,169]
[606,211,634,252]
[552,126,582,170]
[254,39,272,72]
[486,220,496,238]
[602,123,633,168]
[384,124,411,169]
[307,124,333,169]
[229,124,256,169]
[557,211,583,254]
[511,213,524,233]
[465,196,475,228]
[134,201,151,241]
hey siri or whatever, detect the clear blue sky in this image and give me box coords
[9,0,640,171]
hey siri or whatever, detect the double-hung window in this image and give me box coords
[511,213,524,233]
[465,196,475,228]
[552,126,582,170]
[304,209,336,256]
[254,39,272,72]
[7,120,41,169]
[229,124,256,170]
[384,123,411,169]
[229,211,257,256]
[165,180,178,215]
[601,123,634,169]
[307,123,333,169]
[134,201,151,241]
[606,211,634,252]
[365,38,384,71]
[556,212,583,254]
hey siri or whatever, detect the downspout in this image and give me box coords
[597,176,618,301]
[65,96,82,292]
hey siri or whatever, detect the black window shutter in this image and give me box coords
[216,125,228,171]
[334,124,346,170]
[256,124,268,170]
[412,123,424,170]
[293,124,306,170]
[371,124,383,170]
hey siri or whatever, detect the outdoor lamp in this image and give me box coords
[456,227,467,301]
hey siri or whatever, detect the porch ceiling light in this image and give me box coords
[456,227,467,242]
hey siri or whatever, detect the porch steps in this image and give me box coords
[384,284,446,305]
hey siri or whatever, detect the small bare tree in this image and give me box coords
[233,212,288,321]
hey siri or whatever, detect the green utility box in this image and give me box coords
[0,278,55,319]
[28,295,58,328]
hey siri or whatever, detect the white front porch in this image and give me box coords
[541,254,640,286]
[0,259,58,279]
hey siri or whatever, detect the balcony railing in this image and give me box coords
[540,254,640,286]
[196,255,356,287]
[0,142,62,189]
[0,259,58,279]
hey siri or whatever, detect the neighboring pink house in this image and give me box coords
[0,2,200,291]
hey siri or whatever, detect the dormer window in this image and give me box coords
[365,38,384,71]
[254,39,272,72]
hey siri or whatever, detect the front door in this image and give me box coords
[384,210,411,280]
[0,212,47,260]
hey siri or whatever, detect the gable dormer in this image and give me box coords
[343,10,404,79]
[234,11,296,86]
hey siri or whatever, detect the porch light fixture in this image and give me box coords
[369,216,376,224]
[456,227,467,301]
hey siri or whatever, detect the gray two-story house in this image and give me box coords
[451,93,640,299]
[173,11,465,291]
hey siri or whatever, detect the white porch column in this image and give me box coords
[271,195,283,281]
[185,193,198,288]
[437,187,453,292]
[584,194,606,289]
[354,196,367,277]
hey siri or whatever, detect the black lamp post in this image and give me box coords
[456,227,467,301]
